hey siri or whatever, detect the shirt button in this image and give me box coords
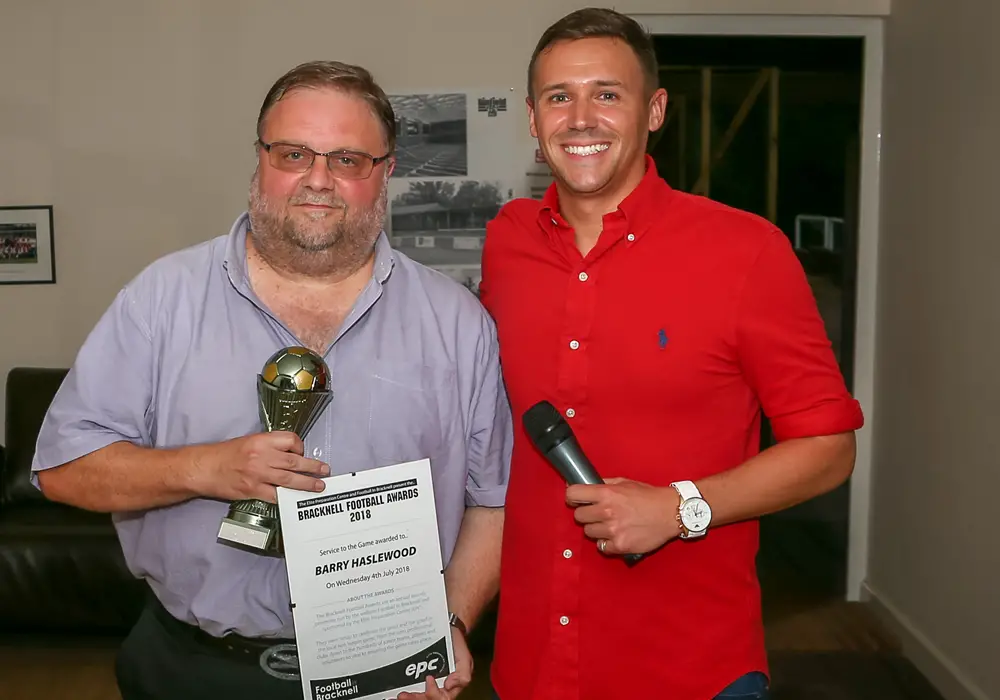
[563,549,573,558]
[565,408,576,418]
[578,272,588,282]
[312,447,323,458]
[559,615,570,626]
[627,233,635,242]
[569,340,580,350]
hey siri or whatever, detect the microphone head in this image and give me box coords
[522,400,573,453]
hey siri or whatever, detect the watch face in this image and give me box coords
[680,498,712,533]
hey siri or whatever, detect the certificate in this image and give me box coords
[277,458,456,700]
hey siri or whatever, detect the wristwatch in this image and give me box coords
[448,612,467,637]
[669,480,712,539]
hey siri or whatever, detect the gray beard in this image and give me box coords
[246,170,388,279]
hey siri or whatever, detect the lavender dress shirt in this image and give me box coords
[30,212,512,639]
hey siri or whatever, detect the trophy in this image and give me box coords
[217,346,333,556]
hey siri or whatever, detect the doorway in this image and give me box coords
[632,14,884,604]
[653,34,861,602]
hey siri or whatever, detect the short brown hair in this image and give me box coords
[256,60,396,155]
[527,8,659,99]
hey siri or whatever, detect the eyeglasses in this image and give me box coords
[256,140,391,179]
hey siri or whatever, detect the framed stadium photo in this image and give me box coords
[0,205,55,285]
[384,88,524,296]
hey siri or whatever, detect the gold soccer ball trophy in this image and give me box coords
[217,346,333,555]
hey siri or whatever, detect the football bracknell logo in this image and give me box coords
[478,97,507,117]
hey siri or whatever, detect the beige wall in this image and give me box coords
[871,0,1000,698]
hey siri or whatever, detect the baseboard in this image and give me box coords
[863,582,991,700]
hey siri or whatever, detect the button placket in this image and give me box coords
[556,261,597,425]
[540,471,584,695]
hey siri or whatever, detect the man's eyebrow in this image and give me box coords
[539,79,625,93]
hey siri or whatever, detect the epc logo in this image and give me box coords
[405,651,446,681]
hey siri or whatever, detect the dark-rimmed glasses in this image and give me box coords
[257,140,391,180]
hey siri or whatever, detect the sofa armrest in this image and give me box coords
[2,367,70,508]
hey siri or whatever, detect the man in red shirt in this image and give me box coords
[478,8,864,700]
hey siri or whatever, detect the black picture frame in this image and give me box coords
[0,205,56,285]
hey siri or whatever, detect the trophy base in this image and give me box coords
[218,500,283,555]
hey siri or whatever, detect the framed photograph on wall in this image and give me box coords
[384,87,527,297]
[0,205,56,285]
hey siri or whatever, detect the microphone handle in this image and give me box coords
[546,439,603,485]
[546,440,646,567]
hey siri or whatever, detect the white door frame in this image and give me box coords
[630,13,884,602]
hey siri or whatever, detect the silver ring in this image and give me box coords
[598,539,608,553]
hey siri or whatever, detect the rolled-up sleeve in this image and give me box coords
[463,309,512,507]
[31,283,155,487]
[736,229,864,442]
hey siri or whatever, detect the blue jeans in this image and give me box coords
[715,671,770,698]
[492,671,770,699]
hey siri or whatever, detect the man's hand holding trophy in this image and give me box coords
[216,346,334,555]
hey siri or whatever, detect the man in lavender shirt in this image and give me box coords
[31,61,511,700]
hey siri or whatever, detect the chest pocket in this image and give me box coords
[361,359,458,469]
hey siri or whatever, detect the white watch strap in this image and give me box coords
[670,480,701,502]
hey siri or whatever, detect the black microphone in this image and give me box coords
[522,400,644,566]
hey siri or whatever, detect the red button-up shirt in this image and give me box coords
[479,156,864,700]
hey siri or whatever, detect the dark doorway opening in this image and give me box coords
[648,34,864,603]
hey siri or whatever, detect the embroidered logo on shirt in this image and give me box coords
[658,329,669,349]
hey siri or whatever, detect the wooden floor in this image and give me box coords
[0,514,911,700]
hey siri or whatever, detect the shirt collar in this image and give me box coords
[222,211,252,291]
[370,230,396,284]
[537,154,673,244]
[223,211,396,292]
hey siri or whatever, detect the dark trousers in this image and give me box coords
[115,603,303,700]
[493,671,770,700]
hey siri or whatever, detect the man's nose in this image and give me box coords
[302,155,337,190]
[568,100,597,130]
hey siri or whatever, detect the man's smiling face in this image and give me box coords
[528,36,666,198]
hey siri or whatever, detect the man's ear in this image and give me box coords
[526,96,538,138]
[647,88,668,132]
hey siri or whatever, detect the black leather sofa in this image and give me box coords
[0,367,145,635]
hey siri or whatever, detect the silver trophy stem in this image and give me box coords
[218,376,332,556]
